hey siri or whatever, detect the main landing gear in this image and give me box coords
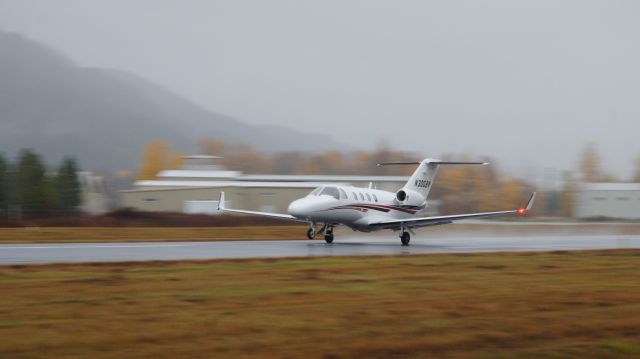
[400,231,410,246]
[324,226,334,244]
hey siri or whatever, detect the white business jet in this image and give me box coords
[218,159,535,245]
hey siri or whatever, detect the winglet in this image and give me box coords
[525,192,536,211]
[217,191,225,211]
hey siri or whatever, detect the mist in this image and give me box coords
[1,0,639,179]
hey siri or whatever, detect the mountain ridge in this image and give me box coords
[0,30,344,172]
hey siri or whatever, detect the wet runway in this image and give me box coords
[1,234,639,264]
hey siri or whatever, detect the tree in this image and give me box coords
[560,171,575,217]
[633,156,640,182]
[138,140,184,180]
[0,154,7,214]
[55,157,81,211]
[222,143,272,174]
[198,138,226,156]
[15,149,49,216]
[577,143,602,182]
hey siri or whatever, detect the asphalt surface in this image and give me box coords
[1,234,639,264]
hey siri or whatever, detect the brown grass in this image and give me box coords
[0,226,306,243]
[1,250,639,358]
[0,211,296,227]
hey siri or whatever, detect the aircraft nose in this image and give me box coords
[288,199,306,218]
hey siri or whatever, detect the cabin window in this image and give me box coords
[320,186,340,199]
[358,193,364,201]
[366,194,372,202]
[338,188,348,199]
[373,194,378,202]
[352,192,358,200]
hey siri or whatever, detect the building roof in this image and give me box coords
[237,174,409,182]
[183,155,223,159]
[158,170,242,178]
[124,181,349,192]
[578,183,640,191]
[152,170,409,183]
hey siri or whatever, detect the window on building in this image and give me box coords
[617,197,630,201]
[593,197,606,201]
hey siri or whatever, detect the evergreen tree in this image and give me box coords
[15,150,49,216]
[0,154,7,214]
[55,157,81,211]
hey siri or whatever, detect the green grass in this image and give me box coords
[1,250,639,358]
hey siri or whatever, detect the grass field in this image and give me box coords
[1,250,639,358]
[0,226,306,243]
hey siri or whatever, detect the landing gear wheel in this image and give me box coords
[324,233,334,243]
[324,227,334,244]
[306,228,315,240]
[400,232,410,246]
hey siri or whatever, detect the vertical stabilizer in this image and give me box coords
[404,159,441,199]
[378,159,488,200]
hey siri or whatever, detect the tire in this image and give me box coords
[306,228,315,240]
[400,232,410,246]
[324,234,334,244]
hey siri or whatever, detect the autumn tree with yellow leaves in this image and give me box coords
[578,143,603,182]
[633,156,640,182]
[137,140,184,180]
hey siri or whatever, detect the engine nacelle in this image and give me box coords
[395,188,425,206]
[396,190,407,202]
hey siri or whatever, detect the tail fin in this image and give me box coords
[378,159,488,200]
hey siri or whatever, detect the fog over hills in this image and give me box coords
[0,30,344,172]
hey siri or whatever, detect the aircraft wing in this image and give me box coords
[368,192,536,230]
[217,192,306,222]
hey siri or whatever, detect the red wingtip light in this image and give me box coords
[517,208,526,215]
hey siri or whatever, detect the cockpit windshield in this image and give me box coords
[308,186,341,199]
[309,187,323,196]
[320,186,341,199]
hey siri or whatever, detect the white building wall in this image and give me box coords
[573,183,640,219]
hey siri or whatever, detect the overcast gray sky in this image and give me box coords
[1,0,639,180]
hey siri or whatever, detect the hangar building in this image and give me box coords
[572,183,640,219]
[119,156,440,215]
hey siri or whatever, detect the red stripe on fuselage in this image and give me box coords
[330,204,417,214]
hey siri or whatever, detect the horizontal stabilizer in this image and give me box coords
[377,161,488,166]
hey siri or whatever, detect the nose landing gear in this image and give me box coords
[306,227,315,239]
[307,223,327,240]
